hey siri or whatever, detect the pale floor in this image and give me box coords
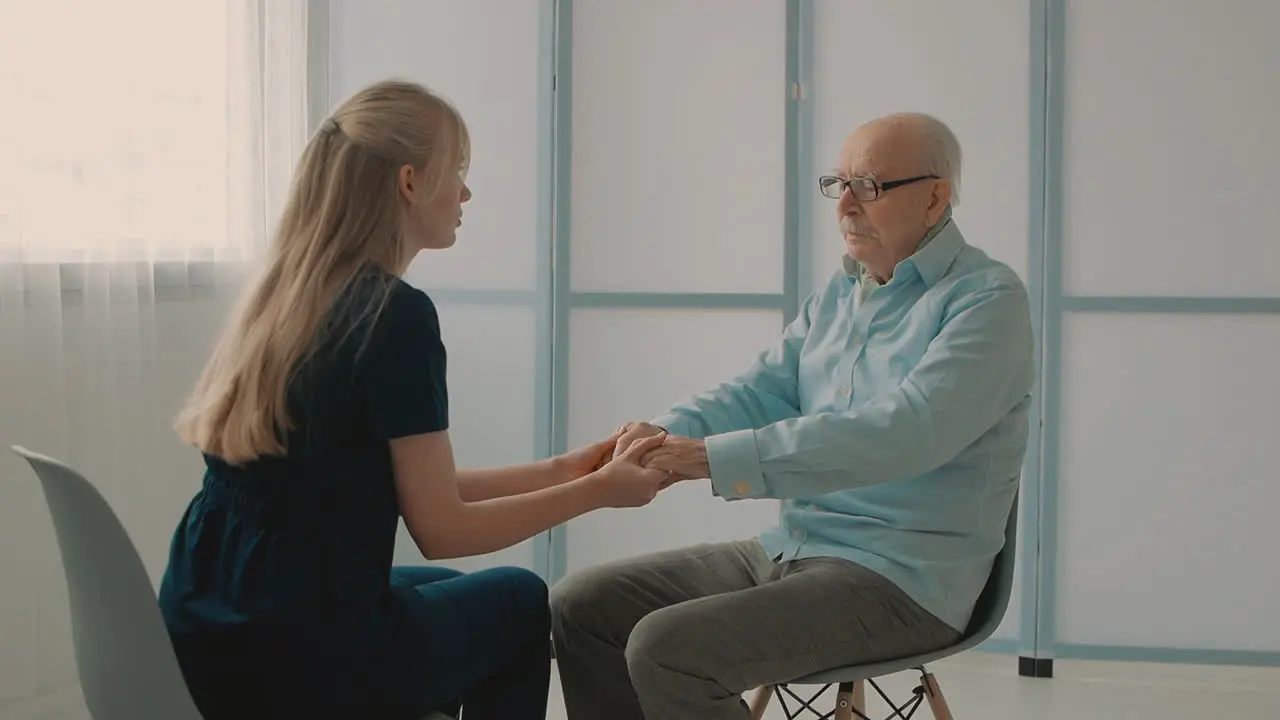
[9,653,1280,719]
[548,653,1280,720]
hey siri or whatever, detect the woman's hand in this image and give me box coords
[612,421,665,460]
[554,425,628,481]
[588,433,671,508]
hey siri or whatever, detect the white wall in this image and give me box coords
[1052,0,1280,654]
[562,0,789,572]
[807,0,1032,644]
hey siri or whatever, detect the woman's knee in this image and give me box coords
[474,566,550,631]
[390,565,464,589]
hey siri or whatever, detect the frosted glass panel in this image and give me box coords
[565,308,784,573]
[807,0,1029,298]
[1061,2,1280,297]
[329,0,542,291]
[392,303,540,573]
[569,1,785,294]
[1056,313,1280,649]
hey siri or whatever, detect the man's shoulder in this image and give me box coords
[943,243,1029,299]
[809,266,858,305]
[928,246,1034,356]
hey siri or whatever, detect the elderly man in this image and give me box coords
[550,113,1034,720]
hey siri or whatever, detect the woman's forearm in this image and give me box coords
[456,459,568,502]
[422,475,603,560]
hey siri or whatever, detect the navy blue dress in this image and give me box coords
[158,269,551,720]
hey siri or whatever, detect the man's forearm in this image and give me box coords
[651,385,800,441]
[457,460,567,502]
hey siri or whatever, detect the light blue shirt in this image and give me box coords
[652,215,1034,632]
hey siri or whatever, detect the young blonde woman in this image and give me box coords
[157,79,670,720]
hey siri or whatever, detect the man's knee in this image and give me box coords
[549,566,619,641]
[624,603,702,685]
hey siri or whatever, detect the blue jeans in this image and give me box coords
[392,565,552,720]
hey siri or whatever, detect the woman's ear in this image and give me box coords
[397,164,417,204]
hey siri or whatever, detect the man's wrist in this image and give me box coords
[649,414,688,437]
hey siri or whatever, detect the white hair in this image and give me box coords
[913,113,963,207]
[877,112,963,207]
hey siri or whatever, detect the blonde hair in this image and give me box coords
[176,79,470,464]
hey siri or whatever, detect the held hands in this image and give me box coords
[589,433,672,508]
[614,421,711,484]
[562,421,711,511]
[555,425,629,481]
[635,434,710,482]
[613,421,666,460]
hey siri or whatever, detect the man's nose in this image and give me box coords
[838,190,861,215]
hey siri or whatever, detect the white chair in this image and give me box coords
[748,493,1019,720]
[10,445,453,720]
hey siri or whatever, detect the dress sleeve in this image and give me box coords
[358,285,450,440]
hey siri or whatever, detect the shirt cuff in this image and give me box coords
[706,428,767,500]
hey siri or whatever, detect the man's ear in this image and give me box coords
[925,179,952,224]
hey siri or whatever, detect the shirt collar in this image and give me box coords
[842,207,964,289]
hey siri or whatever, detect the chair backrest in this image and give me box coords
[10,446,203,720]
[956,490,1019,647]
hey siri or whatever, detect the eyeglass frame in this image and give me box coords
[817,173,940,201]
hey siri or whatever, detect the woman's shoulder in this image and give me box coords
[332,267,439,334]
[372,277,441,343]
[385,274,438,316]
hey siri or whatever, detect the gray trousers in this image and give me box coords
[549,540,960,720]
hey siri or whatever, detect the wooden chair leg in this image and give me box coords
[748,685,773,720]
[834,679,865,720]
[921,672,954,720]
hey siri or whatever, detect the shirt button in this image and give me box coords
[839,386,850,396]
[734,481,750,496]
[792,529,805,540]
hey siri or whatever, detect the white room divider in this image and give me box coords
[1041,0,1280,667]
[312,0,1280,676]
[551,0,795,578]
[322,0,556,575]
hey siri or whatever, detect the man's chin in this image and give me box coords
[844,240,871,258]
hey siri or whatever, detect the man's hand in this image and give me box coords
[639,436,710,482]
[613,421,666,460]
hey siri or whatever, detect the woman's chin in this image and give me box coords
[424,232,458,251]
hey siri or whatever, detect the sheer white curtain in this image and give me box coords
[0,0,310,713]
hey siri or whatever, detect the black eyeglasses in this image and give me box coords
[818,174,939,201]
